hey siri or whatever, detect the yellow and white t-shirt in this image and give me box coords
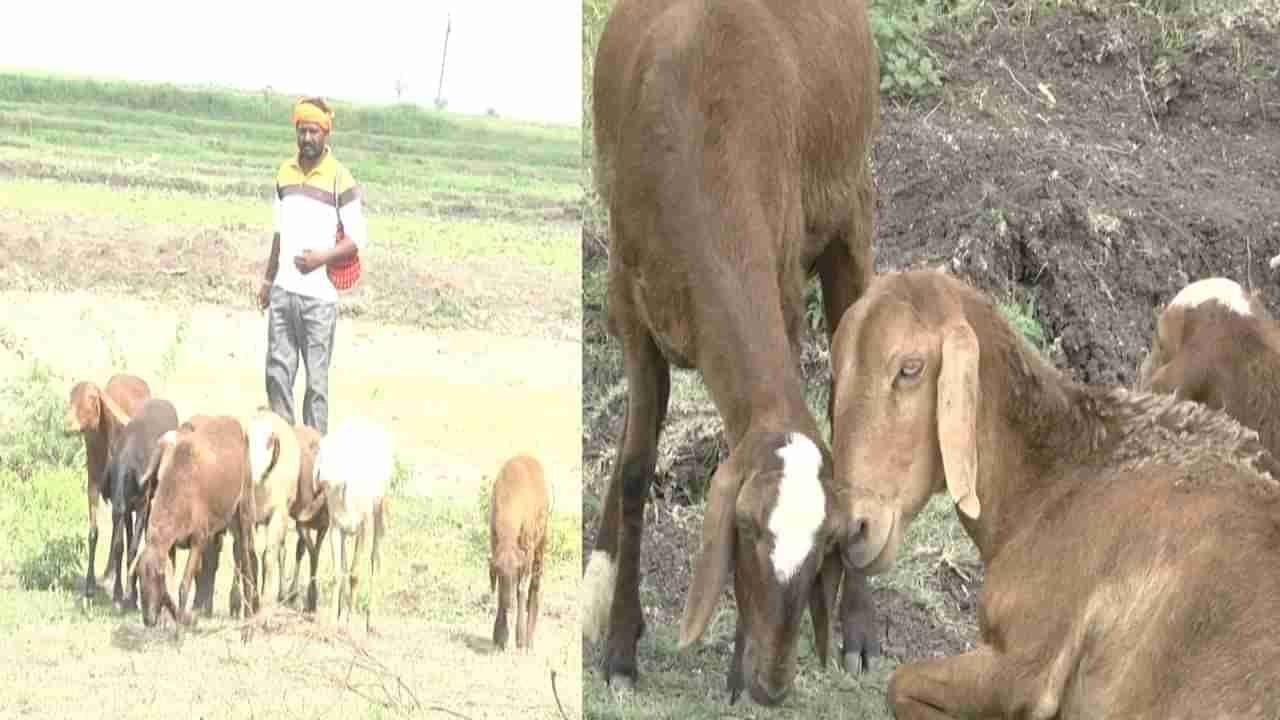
[271,147,369,302]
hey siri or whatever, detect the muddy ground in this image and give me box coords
[582,1,1279,674]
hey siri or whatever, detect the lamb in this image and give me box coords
[585,0,882,705]
[488,455,550,651]
[830,269,1280,717]
[62,373,150,598]
[130,415,259,628]
[314,416,392,633]
[103,397,179,610]
[1135,277,1280,458]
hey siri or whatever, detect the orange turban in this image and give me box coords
[292,98,333,130]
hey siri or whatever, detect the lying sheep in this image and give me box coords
[830,269,1280,717]
[1136,277,1280,457]
[131,416,259,628]
[489,455,550,651]
[587,0,882,703]
[315,416,392,633]
[104,397,179,610]
[63,373,150,598]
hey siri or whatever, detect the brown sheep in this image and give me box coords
[63,373,150,598]
[830,269,1280,718]
[488,455,550,651]
[1135,277,1280,458]
[285,423,328,612]
[130,416,258,628]
[584,0,882,704]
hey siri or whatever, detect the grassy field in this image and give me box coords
[0,69,583,719]
[0,68,582,339]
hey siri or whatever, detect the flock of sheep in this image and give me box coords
[61,373,552,653]
[583,0,1280,715]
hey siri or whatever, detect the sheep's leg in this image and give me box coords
[525,539,544,650]
[814,207,881,675]
[367,502,383,635]
[493,571,514,650]
[728,614,747,704]
[308,524,327,613]
[119,510,138,610]
[85,484,103,598]
[287,528,308,605]
[262,512,289,606]
[592,326,670,688]
[347,522,366,627]
[888,646,1013,719]
[176,542,202,626]
[331,528,347,624]
[515,566,530,650]
[108,509,128,608]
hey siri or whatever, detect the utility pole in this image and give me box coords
[435,13,451,108]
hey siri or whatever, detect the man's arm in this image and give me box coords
[265,232,281,283]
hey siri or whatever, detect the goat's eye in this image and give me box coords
[898,357,924,380]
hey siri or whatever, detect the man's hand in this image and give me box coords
[256,281,271,311]
[294,249,328,275]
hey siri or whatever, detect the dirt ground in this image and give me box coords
[0,190,582,717]
[582,1,1278,674]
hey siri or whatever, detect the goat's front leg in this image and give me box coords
[888,646,1010,719]
[331,527,347,624]
[287,528,308,605]
[176,541,202,626]
[840,567,881,672]
[590,325,670,689]
[367,502,384,635]
[308,524,327,613]
[262,512,288,605]
[85,483,102,598]
[728,613,748,705]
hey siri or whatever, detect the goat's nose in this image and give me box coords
[749,677,789,707]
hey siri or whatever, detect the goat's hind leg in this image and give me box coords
[176,541,203,626]
[525,539,544,650]
[366,500,384,635]
[592,324,670,689]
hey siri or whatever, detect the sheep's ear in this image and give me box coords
[937,322,981,520]
[678,454,745,650]
[807,548,842,667]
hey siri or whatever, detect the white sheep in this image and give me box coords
[313,416,393,633]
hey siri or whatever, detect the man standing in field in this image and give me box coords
[255,97,368,434]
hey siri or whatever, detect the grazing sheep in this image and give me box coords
[240,408,303,608]
[63,373,150,597]
[489,455,550,651]
[315,416,392,633]
[830,269,1280,718]
[1136,277,1280,458]
[586,0,882,704]
[103,397,179,610]
[285,423,328,612]
[131,416,259,628]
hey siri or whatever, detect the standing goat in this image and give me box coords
[63,373,150,598]
[131,416,259,628]
[585,0,882,705]
[489,455,550,651]
[314,416,392,633]
[104,397,179,610]
[831,270,1280,717]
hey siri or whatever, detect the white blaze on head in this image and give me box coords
[767,433,827,583]
[1170,278,1251,317]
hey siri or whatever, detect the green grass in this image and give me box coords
[0,69,580,253]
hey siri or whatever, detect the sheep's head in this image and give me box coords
[246,415,280,485]
[135,543,178,627]
[63,382,100,435]
[678,430,841,706]
[1136,277,1264,394]
[830,271,982,577]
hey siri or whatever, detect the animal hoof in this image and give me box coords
[608,675,636,695]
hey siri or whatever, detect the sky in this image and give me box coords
[2,0,582,126]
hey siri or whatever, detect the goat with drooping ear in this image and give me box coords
[829,269,1280,716]
[584,0,883,704]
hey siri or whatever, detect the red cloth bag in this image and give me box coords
[328,173,361,290]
